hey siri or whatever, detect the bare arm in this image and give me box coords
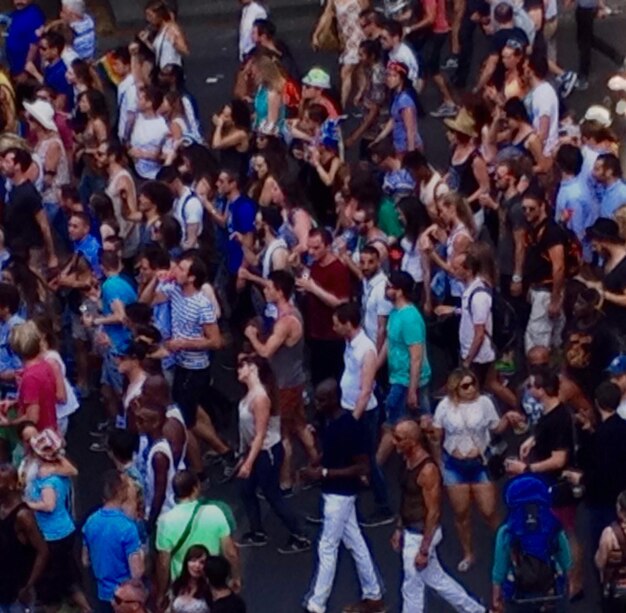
[548,244,565,309]
[220,536,241,590]
[46,356,67,404]
[401,106,418,152]
[155,550,171,606]
[17,509,48,594]
[246,319,291,358]
[241,394,271,471]
[417,463,441,552]
[34,210,57,266]
[148,452,170,531]
[353,348,377,420]
[27,486,56,512]
[128,550,145,579]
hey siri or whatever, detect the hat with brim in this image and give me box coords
[585,217,623,243]
[23,99,58,132]
[302,67,331,90]
[31,428,64,461]
[444,108,477,138]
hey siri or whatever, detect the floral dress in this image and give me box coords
[335,0,365,65]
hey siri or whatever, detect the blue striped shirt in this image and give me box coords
[159,282,216,370]
[71,14,95,60]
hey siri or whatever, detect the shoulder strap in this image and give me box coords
[612,522,626,563]
[180,190,198,223]
[170,501,204,558]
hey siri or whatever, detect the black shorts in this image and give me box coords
[37,531,81,605]
[422,32,448,77]
[172,365,212,427]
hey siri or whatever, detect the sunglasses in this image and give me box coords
[112,595,141,606]
[459,380,476,391]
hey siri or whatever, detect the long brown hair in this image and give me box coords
[240,353,280,416]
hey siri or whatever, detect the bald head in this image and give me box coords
[395,418,421,441]
[527,346,550,366]
[315,378,340,415]
[139,375,171,408]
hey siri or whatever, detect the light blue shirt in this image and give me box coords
[555,174,597,261]
[0,313,24,385]
[600,179,626,219]
[29,475,75,541]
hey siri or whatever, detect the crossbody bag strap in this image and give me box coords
[170,501,204,558]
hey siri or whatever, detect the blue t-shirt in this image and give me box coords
[29,475,75,541]
[226,195,256,274]
[43,59,73,111]
[6,4,45,75]
[391,91,422,153]
[102,274,138,350]
[74,234,102,279]
[83,507,141,601]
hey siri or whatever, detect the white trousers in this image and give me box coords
[525,289,565,353]
[401,529,485,613]
[305,494,383,613]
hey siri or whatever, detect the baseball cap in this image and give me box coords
[302,67,331,90]
[607,354,626,376]
[582,105,612,128]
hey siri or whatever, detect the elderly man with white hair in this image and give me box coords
[60,0,95,61]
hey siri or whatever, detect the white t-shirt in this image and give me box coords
[433,395,500,456]
[340,329,378,412]
[239,1,267,60]
[530,81,559,156]
[117,74,138,143]
[173,187,203,247]
[389,43,419,83]
[130,113,169,179]
[361,271,392,345]
[44,350,79,420]
[400,237,425,283]
[460,278,496,364]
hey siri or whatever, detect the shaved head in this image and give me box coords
[395,418,421,441]
[527,346,550,366]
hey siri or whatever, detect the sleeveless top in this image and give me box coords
[0,502,36,603]
[261,237,288,279]
[106,169,140,259]
[166,404,188,470]
[138,436,176,519]
[171,596,210,613]
[399,456,439,530]
[448,148,481,210]
[44,349,79,420]
[268,308,306,389]
[446,222,472,298]
[238,389,281,452]
[35,135,70,205]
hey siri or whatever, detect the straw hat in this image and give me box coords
[443,107,477,138]
[23,99,58,132]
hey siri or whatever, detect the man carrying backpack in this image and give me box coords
[491,474,572,613]
[521,190,567,353]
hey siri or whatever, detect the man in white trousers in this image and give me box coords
[392,419,486,613]
[302,379,385,613]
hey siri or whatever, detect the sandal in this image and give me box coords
[457,556,475,572]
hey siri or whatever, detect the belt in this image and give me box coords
[403,524,425,534]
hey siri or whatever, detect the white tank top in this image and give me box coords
[106,169,140,258]
[238,389,280,452]
[36,136,70,205]
[140,437,176,519]
[166,404,188,470]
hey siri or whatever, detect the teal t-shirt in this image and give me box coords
[387,304,431,387]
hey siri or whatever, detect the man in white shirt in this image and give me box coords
[380,20,419,84]
[526,52,559,156]
[359,246,391,353]
[111,46,138,144]
[333,302,395,527]
[239,0,267,61]
[607,354,626,419]
[159,166,203,249]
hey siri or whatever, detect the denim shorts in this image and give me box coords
[442,453,489,486]
[384,383,431,425]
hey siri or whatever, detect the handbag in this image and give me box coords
[314,4,341,52]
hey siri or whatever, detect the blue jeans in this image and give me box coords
[384,383,431,425]
[240,442,302,536]
[358,407,390,511]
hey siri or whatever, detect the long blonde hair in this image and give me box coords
[254,54,285,92]
[440,191,476,238]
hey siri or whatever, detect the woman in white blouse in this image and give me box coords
[140,0,189,69]
[429,367,522,573]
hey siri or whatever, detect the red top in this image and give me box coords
[424,0,450,34]
[19,360,58,432]
[305,258,351,340]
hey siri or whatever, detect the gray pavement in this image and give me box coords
[15,0,626,610]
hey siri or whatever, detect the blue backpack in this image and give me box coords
[503,475,563,599]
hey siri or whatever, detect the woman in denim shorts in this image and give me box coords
[428,368,525,573]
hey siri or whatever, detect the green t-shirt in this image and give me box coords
[378,196,403,239]
[156,500,232,578]
[387,304,431,387]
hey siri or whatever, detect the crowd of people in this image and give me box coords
[0,0,626,611]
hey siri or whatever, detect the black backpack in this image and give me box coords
[467,286,518,354]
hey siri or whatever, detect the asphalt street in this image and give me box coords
[15,0,626,610]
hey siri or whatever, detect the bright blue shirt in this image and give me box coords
[74,234,102,279]
[43,58,73,111]
[555,174,597,261]
[6,4,45,75]
[600,179,626,219]
[102,274,137,350]
[0,313,24,386]
[83,507,141,601]
[390,91,422,154]
[226,195,256,274]
[29,475,75,541]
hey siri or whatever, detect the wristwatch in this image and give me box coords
[321,468,329,479]
[512,274,523,284]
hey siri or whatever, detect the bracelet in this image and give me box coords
[512,274,523,283]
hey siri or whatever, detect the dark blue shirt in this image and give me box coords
[226,195,256,274]
[321,412,369,496]
[44,58,73,111]
[6,3,45,75]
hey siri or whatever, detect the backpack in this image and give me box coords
[467,286,518,354]
[503,475,562,599]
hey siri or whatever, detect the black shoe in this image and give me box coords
[89,420,110,437]
[359,510,395,528]
[277,535,312,554]
[306,513,323,525]
[236,532,268,548]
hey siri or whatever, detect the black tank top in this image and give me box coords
[399,455,440,530]
[450,149,481,213]
[0,502,36,603]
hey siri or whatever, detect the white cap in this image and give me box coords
[23,99,57,132]
[608,74,626,92]
[583,105,612,128]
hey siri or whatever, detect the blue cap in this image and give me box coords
[607,354,626,376]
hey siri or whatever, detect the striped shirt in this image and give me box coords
[159,282,216,370]
[71,14,95,60]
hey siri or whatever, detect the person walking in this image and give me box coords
[391,419,486,613]
[302,379,385,613]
